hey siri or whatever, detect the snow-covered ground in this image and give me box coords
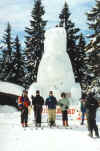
[0,81,24,96]
[0,105,100,151]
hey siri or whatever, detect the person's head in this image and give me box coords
[49,91,53,96]
[36,90,40,96]
[81,93,87,99]
[61,92,66,98]
[23,90,28,97]
[88,92,95,97]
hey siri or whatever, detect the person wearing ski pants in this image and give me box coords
[58,92,70,127]
[80,97,86,125]
[85,92,99,138]
[45,91,57,127]
[32,90,44,127]
[18,90,30,127]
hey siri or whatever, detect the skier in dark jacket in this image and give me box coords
[45,91,57,127]
[18,90,30,127]
[32,90,44,127]
[85,92,99,138]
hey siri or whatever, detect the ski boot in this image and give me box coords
[95,130,99,138]
[88,131,93,138]
[25,123,28,127]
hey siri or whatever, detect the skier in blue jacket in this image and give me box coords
[45,91,57,127]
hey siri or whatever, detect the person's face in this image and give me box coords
[36,92,40,96]
[49,92,53,96]
[23,91,27,97]
[62,95,65,98]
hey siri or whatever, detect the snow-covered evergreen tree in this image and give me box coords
[58,1,87,84]
[0,23,14,81]
[25,0,47,86]
[11,35,26,87]
[76,33,89,90]
[0,40,3,73]
[85,0,100,90]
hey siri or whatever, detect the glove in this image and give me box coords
[60,103,63,107]
[18,106,22,110]
[65,106,68,109]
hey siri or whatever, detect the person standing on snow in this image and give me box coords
[85,92,99,138]
[58,92,69,127]
[80,96,86,125]
[45,91,57,127]
[32,90,44,127]
[18,90,30,127]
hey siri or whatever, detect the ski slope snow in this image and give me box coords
[0,105,100,151]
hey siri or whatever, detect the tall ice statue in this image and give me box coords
[28,27,81,101]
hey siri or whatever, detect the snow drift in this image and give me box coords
[0,81,24,96]
[0,105,17,113]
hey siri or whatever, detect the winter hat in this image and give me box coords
[36,90,40,94]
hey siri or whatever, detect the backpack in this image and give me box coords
[18,96,23,110]
[18,96,30,109]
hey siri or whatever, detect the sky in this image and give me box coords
[0,0,96,42]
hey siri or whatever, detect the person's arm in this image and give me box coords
[28,99,31,106]
[58,99,63,107]
[18,96,23,110]
[65,98,69,109]
[41,97,44,105]
[80,102,83,111]
[94,98,99,109]
[32,96,35,105]
[54,97,57,105]
[57,100,60,106]
[67,98,70,107]
[85,99,90,110]
[45,98,48,106]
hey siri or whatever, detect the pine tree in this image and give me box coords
[25,0,47,86]
[76,33,88,89]
[86,0,100,89]
[3,22,12,59]
[11,35,26,86]
[0,23,13,81]
[0,41,3,73]
[59,1,84,83]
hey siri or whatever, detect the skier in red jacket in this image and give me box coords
[18,90,30,127]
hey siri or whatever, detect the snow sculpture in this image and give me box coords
[28,27,80,100]
[71,83,82,105]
